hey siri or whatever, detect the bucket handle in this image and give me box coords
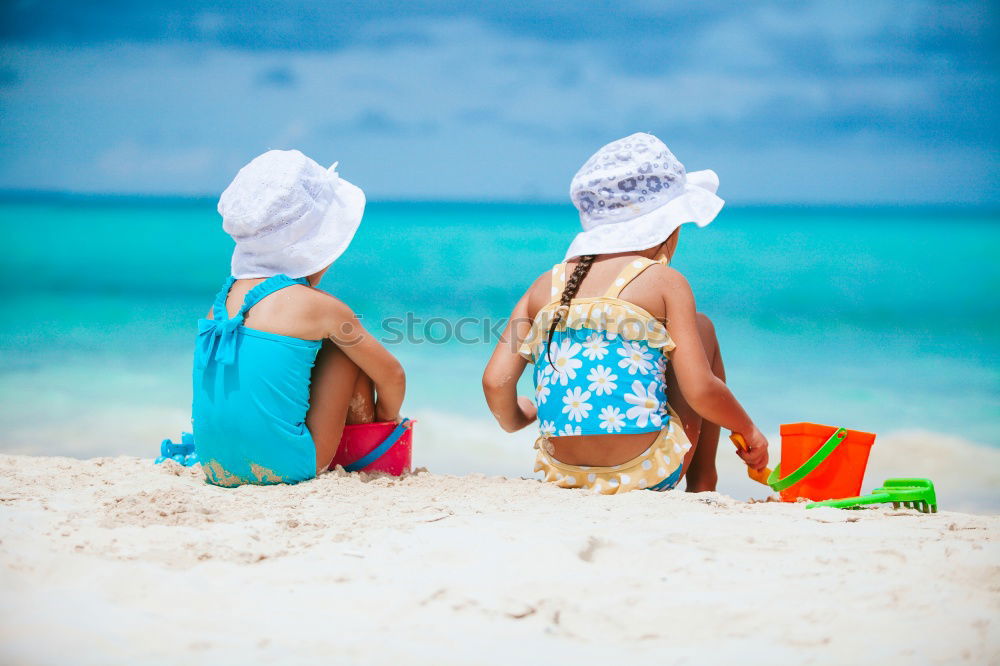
[767,427,848,492]
[344,419,411,472]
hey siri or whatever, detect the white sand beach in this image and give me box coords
[1,452,997,665]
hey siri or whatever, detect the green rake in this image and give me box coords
[806,478,938,513]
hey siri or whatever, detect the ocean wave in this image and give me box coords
[2,403,996,514]
[410,411,1000,514]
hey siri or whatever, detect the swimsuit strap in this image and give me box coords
[200,274,309,366]
[602,257,667,299]
[548,262,568,304]
[211,276,238,322]
[238,274,310,318]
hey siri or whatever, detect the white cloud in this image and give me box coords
[0,13,994,202]
[95,141,219,187]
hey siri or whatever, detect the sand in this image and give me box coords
[0,453,997,665]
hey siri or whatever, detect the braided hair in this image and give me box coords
[545,254,596,363]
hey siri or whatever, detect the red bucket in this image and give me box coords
[329,420,412,476]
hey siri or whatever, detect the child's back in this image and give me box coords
[520,255,681,467]
[196,275,321,486]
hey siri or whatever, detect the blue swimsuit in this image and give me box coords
[192,274,322,486]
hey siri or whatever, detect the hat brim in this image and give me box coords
[564,169,723,260]
[230,177,366,279]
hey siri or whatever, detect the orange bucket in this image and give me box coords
[773,423,876,502]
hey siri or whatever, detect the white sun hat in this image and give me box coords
[564,132,723,259]
[218,149,366,279]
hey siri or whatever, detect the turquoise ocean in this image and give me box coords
[1,199,998,505]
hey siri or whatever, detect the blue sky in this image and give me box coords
[0,1,997,203]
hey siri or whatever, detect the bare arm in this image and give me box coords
[661,268,768,468]
[322,300,406,422]
[482,289,537,433]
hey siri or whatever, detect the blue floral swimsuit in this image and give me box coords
[519,258,693,494]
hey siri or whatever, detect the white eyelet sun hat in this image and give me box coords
[564,132,723,259]
[218,149,366,279]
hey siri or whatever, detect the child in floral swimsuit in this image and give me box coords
[483,133,769,494]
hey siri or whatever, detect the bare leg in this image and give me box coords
[346,373,375,424]
[307,341,376,474]
[666,312,726,492]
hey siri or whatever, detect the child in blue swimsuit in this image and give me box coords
[193,150,407,487]
[483,133,769,494]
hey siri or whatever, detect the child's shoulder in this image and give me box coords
[273,285,359,340]
[637,262,691,291]
[291,284,354,317]
[524,266,559,313]
[631,262,696,312]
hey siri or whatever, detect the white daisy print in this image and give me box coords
[535,373,551,405]
[539,420,556,437]
[558,424,582,436]
[547,338,583,386]
[592,305,612,329]
[625,380,664,429]
[587,365,618,396]
[598,406,626,433]
[617,340,653,375]
[581,332,610,360]
[624,320,643,338]
[561,387,593,422]
[654,354,667,377]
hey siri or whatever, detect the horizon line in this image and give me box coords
[0,189,998,213]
